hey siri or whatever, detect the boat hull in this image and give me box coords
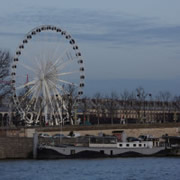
[37,145,169,159]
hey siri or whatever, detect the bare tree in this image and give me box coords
[105,91,119,124]
[0,50,12,104]
[135,87,151,123]
[156,91,172,123]
[173,95,180,122]
[120,89,133,124]
[63,84,79,125]
[91,92,104,125]
[0,50,13,126]
[78,96,90,125]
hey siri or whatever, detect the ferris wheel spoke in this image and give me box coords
[19,61,36,73]
[44,81,53,108]
[52,46,72,68]
[57,71,79,76]
[48,79,67,95]
[32,90,44,112]
[48,80,68,95]
[29,84,42,109]
[53,88,64,119]
[57,84,68,95]
[18,85,37,108]
[35,109,41,123]
[58,79,78,86]
[55,102,63,123]
[56,59,75,72]
[51,39,65,62]
[46,86,63,123]
[34,56,42,70]
[25,88,37,102]
[16,79,37,90]
[33,95,40,111]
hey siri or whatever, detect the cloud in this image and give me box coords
[0,8,180,47]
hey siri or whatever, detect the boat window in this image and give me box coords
[133,144,136,147]
[71,150,75,155]
[139,144,142,147]
[144,144,146,147]
[126,144,129,147]
[119,144,122,147]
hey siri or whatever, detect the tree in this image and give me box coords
[120,89,133,124]
[135,87,151,123]
[78,96,90,125]
[0,50,12,105]
[63,84,79,125]
[173,95,180,122]
[156,91,172,123]
[105,91,119,124]
[91,92,104,125]
[0,50,13,126]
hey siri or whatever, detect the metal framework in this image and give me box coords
[11,25,85,125]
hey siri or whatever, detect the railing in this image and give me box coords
[38,136,89,147]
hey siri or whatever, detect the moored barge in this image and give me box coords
[37,135,170,159]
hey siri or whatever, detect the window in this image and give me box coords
[139,144,142,147]
[71,150,75,155]
[133,144,136,147]
[119,144,122,147]
[126,144,129,147]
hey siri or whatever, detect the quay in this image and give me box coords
[0,123,180,159]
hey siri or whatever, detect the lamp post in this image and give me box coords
[137,93,152,123]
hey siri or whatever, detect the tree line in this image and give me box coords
[78,87,180,125]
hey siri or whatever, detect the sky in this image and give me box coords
[0,0,180,97]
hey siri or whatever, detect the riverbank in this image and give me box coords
[0,123,180,159]
[38,123,180,138]
[1,123,180,137]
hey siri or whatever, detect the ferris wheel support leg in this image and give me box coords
[44,105,48,125]
[70,117,74,125]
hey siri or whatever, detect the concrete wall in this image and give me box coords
[0,137,33,159]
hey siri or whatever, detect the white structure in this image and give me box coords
[11,25,85,125]
[117,141,153,148]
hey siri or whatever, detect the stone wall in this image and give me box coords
[0,137,33,159]
[46,127,180,138]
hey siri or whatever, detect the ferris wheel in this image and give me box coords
[11,25,85,125]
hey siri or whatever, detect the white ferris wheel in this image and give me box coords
[11,25,85,125]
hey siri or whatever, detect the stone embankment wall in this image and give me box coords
[0,137,33,159]
[46,127,179,138]
[39,124,180,138]
[71,127,179,137]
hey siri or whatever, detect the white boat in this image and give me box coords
[36,135,169,159]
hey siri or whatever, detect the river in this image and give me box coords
[0,157,180,180]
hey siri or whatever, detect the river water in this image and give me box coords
[0,157,180,180]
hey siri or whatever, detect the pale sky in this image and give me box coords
[0,0,180,96]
